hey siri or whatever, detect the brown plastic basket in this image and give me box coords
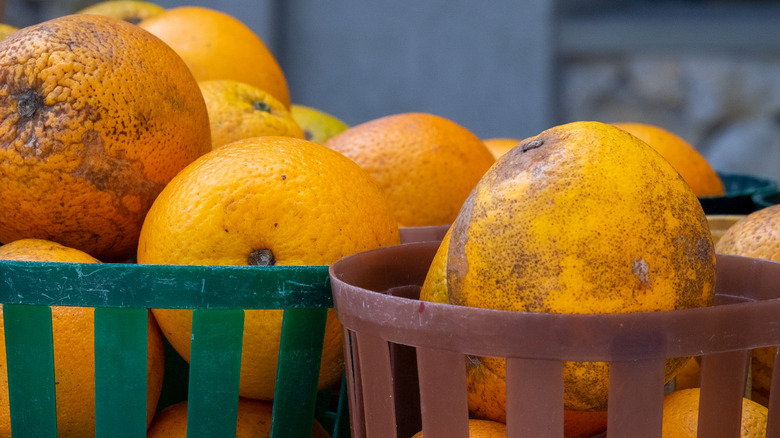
[329,241,780,438]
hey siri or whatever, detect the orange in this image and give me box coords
[0,24,17,40]
[673,357,701,391]
[199,79,304,150]
[661,388,767,437]
[612,122,725,197]
[714,204,780,405]
[0,238,165,437]
[482,137,519,159]
[323,112,496,227]
[421,121,716,414]
[290,104,350,144]
[0,13,211,261]
[411,419,506,437]
[77,1,165,24]
[137,136,400,400]
[147,398,330,437]
[138,6,290,108]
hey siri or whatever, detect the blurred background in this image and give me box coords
[2,0,780,180]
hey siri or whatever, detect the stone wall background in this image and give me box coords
[560,53,780,181]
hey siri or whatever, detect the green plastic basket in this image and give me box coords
[0,260,349,438]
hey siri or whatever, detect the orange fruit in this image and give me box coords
[199,79,304,150]
[323,112,496,227]
[661,388,767,437]
[0,24,17,40]
[612,122,725,197]
[0,238,165,437]
[714,204,780,405]
[482,137,519,159]
[0,13,211,261]
[290,104,350,144]
[147,398,331,437]
[77,0,165,24]
[411,419,506,437]
[673,357,701,391]
[137,136,400,400]
[421,121,716,414]
[138,6,290,108]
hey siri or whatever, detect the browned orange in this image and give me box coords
[137,136,400,400]
[139,6,290,108]
[147,398,330,437]
[0,238,165,437]
[612,122,725,197]
[0,14,211,261]
[324,112,496,227]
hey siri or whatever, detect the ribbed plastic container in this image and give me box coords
[699,172,778,214]
[0,261,349,438]
[330,241,780,438]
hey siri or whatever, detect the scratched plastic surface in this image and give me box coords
[0,261,349,438]
[330,241,780,438]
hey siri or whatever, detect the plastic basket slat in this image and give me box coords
[0,260,340,438]
[416,347,468,438]
[270,307,327,438]
[354,331,396,438]
[505,358,564,437]
[94,307,148,438]
[606,358,665,438]
[186,309,244,438]
[3,304,57,438]
[767,348,780,436]
[697,350,751,438]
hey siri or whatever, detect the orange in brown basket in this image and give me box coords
[411,418,507,437]
[0,14,211,261]
[137,136,400,400]
[147,397,331,438]
[715,204,780,406]
[422,121,716,416]
[139,6,291,108]
[660,388,767,437]
[0,239,165,437]
[323,112,495,227]
[612,122,724,197]
[198,79,304,150]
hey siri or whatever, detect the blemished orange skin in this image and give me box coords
[147,398,331,438]
[77,0,165,24]
[715,204,780,406]
[0,239,165,437]
[324,112,496,227]
[661,388,767,437]
[612,122,725,197]
[198,79,304,150]
[422,121,716,414]
[137,136,400,400]
[0,14,211,261]
[139,6,291,108]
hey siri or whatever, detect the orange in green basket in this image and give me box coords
[324,112,495,227]
[137,136,400,400]
[612,122,724,197]
[661,388,766,437]
[421,121,716,416]
[147,397,331,437]
[0,238,166,437]
[0,13,211,261]
[714,204,780,406]
[139,6,291,108]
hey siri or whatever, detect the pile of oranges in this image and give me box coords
[0,1,775,438]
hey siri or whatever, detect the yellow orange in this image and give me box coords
[661,388,766,437]
[482,137,519,159]
[77,0,165,24]
[612,122,724,197]
[290,104,349,144]
[199,79,304,150]
[137,136,399,400]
